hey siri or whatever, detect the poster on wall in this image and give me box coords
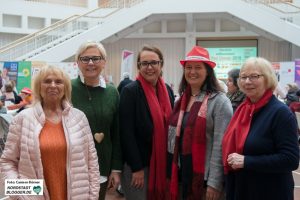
[278,62,295,89]
[17,61,32,92]
[295,59,300,87]
[207,47,257,79]
[31,61,47,79]
[272,62,280,81]
[49,62,79,80]
[0,62,3,72]
[3,62,18,88]
[120,50,134,80]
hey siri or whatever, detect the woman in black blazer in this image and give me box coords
[119,45,174,200]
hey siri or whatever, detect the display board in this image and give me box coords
[197,39,258,79]
[207,47,257,79]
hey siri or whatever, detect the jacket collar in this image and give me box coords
[33,100,72,125]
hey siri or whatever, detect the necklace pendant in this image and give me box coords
[94,132,104,143]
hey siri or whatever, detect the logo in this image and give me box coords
[33,186,41,195]
[22,68,30,77]
[5,179,43,196]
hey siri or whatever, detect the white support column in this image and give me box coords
[186,13,194,32]
[45,17,51,27]
[0,14,2,27]
[161,19,167,33]
[215,18,221,33]
[22,15,28,30]
[185,33,196,55]
[185,13,196,54]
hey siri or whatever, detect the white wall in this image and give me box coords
[0,0,90,34]
[103,38,184,94]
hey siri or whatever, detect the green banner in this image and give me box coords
[207,47,257,79]
[17,61,32,92]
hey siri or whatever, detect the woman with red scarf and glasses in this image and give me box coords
[119,45,174,200]
[167,46,232,200]
[222,57,299,200]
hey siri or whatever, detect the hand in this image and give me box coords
[107,171,121,190]
[206,186,221,200]
[227,153,245,170]
[131,169,144,189]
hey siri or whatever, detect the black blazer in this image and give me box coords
[119,80,174,172]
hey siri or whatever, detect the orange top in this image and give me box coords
[40,120,67,200]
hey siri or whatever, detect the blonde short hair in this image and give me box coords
[32,65,71,104]
[75,41,107,62]
[238,57,278,91]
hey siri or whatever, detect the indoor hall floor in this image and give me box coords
[106,168,300,200]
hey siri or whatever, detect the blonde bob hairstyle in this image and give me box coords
[32,65,72,104]
[75,41,107,62]
[238,57,278,92]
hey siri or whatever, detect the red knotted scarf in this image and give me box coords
[136,74,172,200]
[169,86,209,200]
[222,89,273,174]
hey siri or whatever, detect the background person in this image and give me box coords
[1,68,9,92]
[167,46,232,200]
[226,68,246,112]
[117,72,133,94]
[289,89,300,114]
[6,87,33,112]
[285,83,299,106]
[0,81,21,105]
[119,45,174,200]
[72,41,122,200]
[0,65,100,199]
[222,57,299,200]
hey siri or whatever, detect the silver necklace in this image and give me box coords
[191,92,200,97]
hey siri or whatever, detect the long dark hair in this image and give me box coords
[227,68,240,88]
[178,63,222,95]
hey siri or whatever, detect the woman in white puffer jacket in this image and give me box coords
[0,65,100,200]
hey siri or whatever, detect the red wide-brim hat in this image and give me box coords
[21,87,32,95]
[180,46,216,68]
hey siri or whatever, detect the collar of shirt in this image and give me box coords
[79,72,106,88]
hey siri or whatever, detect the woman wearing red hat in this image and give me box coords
[167,46,232,200]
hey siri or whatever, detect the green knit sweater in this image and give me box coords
[71,77,122,176]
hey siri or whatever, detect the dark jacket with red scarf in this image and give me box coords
[225,96,299,200]
[119,80,174,172]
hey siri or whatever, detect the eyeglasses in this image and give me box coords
[239,74,264,82]
[138,60,161,68]
[79,56,103,64]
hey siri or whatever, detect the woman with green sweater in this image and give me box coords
[72,41,122,200]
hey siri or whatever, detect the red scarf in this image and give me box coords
[222,89,273,174]
[169,86,209,200]
[136,74,172,200]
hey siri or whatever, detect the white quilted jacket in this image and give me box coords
[0,101,100,200]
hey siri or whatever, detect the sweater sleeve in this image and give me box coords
[110,88,123,171]
[244,106,299,172]
[207,94,233,191]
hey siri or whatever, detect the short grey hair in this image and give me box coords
[123,72,130,79]
[75,41,107,62]
[238,57,278,91]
